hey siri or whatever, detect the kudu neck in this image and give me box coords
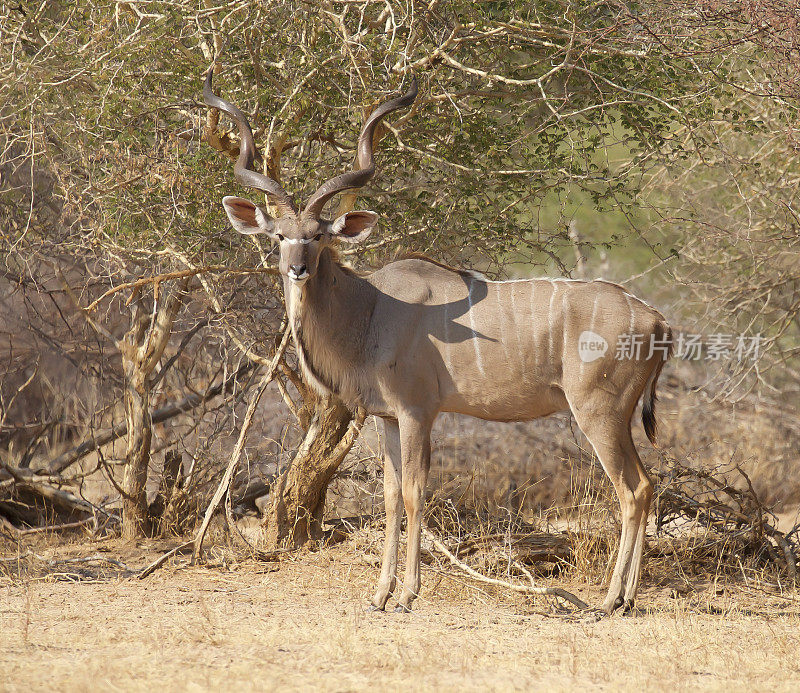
[283,246,373,404]
[304,245,362,302]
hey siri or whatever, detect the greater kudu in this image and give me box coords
[204,69,672,614]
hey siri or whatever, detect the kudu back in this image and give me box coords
[204,68,672,614]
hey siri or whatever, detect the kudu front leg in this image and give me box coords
[370,418,403,611]
[394,414,432,613]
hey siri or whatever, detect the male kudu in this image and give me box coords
[204,69,672,614]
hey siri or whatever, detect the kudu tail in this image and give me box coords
[641,323,673,445]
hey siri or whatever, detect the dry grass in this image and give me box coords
[3,370,800,690]
[1,534,800,692]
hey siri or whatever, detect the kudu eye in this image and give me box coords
[276,233,284,242]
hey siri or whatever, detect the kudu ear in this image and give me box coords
[222,196,276,236]
[330,211,378,244]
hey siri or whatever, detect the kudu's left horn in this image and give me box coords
[302,76,418,219]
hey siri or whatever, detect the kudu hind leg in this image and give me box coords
[575,415,650,613]
[394,414,432,613]
[371,419,403,610]
[621,434,653,605]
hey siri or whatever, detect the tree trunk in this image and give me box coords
[148,449,183,535]
[261,397,363,549]
[122,369,152,538]
[118,280,187,539]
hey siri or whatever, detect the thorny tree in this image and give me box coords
[0,1,797,543]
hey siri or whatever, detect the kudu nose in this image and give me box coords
[289,263,307,278]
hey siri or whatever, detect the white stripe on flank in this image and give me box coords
[510,282,519,317]
[624,290,656,311]
[442,288,452,371]
[625,293,635,336]
[547,280,557,361]
[467,279,486,376]
[581,294,601,374]
[529,280,538,365]
[589,294,600,333]
[507,284,519,355]
[561,287,569,359]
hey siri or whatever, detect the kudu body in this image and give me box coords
[205,70,672,614]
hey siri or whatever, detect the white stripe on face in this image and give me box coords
[283,238,315,245]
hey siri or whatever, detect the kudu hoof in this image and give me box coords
[394,604,412,614]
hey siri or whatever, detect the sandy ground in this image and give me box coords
[1,537,799,692]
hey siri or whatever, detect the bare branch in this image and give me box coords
[192,324,291,561]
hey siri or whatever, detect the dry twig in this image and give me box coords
[138,541,193,580]
[422,527,591,611]
[192,325,291,563]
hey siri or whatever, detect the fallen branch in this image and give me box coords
[0,459,72,486]
[17,480,111,519]
[0,551,32,563]
[423,527,591,611]
[652,461,799,584]
[452,532,571,562]
[138,541,193,579]
[15,517,95,536]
